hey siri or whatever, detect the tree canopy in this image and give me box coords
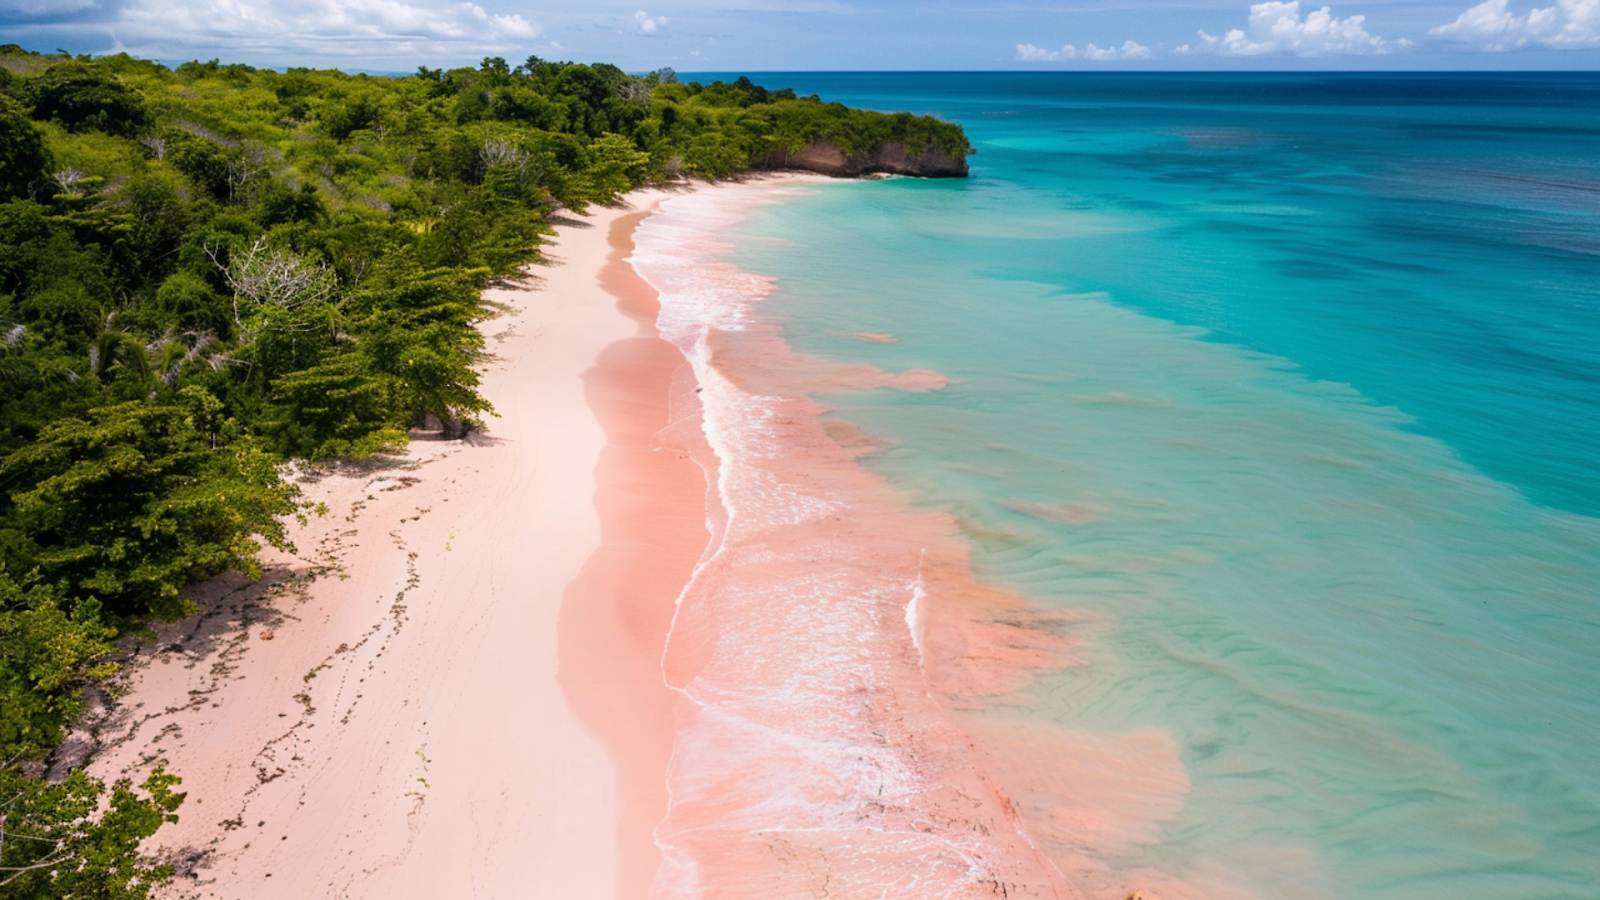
[0,94,48,200]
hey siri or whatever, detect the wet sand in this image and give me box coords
[556,208,712,900]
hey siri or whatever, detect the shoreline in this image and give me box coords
[554,205,713,899]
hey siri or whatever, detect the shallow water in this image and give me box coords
[648,74,1600,900]
[635,186,1082,898]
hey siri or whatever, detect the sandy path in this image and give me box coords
[87,192,675,899]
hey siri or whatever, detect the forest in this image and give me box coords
[0,45,971,896]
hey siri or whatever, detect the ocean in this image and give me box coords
[637,73,1600,900]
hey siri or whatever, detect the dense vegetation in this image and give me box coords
[0,44,970,896]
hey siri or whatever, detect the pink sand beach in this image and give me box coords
[89,190,688,898]
[89,176,1197,900]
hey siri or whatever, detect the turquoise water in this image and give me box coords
[707,74,1600,899]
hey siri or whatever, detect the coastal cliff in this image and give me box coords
[760,139,970,178]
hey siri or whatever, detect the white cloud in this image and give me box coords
[1178,1,1391,55]
[0,0,100,17]
[634,9,667,33]
[1016,39,1152,61]
[106,0,538,62]
[1430,0,1600,49]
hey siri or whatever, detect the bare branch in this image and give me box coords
[208,238,337,326]
[617,76,653,109]
[226,144,271,202]
[0,852,75,887]
[148,329,229,387]
[52,169,89,194]
[0,809,72,888]
[477,138,529,179]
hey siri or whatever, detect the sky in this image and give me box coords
[2,0,1599,71]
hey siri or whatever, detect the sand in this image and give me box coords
[87,190,685,899]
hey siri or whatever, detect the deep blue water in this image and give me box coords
[689,73,1600,899]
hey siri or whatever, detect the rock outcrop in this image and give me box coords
[759,139,969,178]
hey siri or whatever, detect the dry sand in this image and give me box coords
[87,190,683,899]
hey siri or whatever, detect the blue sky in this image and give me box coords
[3,0,1598,71]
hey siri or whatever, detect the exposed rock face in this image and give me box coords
[759,139,969,178]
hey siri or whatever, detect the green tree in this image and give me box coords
[164,129,231,201]
[0,765,183,899]
[153,270,231,334]
[265,354,402,459]
[0,574,116,758]
[28,63,151,137]
[118,170,193,284]
[0,201,55,294]
[354,262,494,438]
[585,133,651,202]
[0,403,296,622]
[0,96,49,201]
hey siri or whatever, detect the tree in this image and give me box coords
[491,85,566,130]
[153,271,231,335]
[0,575,115,759]
[213,236,337,328]
[265,354,402,459]
[0,765,183,899]
[0,201,54,295]
[585,133,651,202]
[118,171,192,284]
[320,91,382,141]
[0,403,296,622]
[255,181,326,227]
[338,256,491,439]
[164,129,231,200]
[27,63,151,137]
[0,96,48,201]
